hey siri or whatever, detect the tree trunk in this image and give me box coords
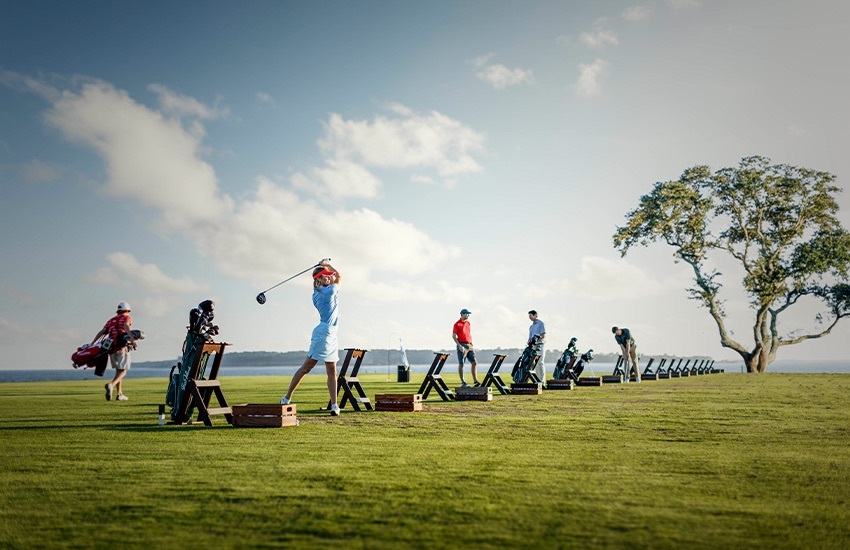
[742,350,769,373]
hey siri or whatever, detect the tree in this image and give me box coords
[613,156,850,373]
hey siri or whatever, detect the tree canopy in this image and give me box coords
[613,156,850,372]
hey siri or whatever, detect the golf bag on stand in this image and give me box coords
[552,337,579,380]
[166,300,219,423]
[567,349,595,382]
[511,336,542,384]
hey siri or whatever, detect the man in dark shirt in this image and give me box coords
[612,326,640,383]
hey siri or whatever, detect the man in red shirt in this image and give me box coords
[91,301,136,401]
[452,308,480,387]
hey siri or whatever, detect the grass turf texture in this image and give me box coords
[1,373,848,549]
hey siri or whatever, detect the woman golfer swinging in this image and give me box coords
[280,260,342,416]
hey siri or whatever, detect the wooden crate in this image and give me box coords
[546,378,575,390]
[232,403,297,428]
[510,383,543,395]
[454,386,492,401]
[576,377,602,387]
[602,375,624,384]
[375,394,423,412]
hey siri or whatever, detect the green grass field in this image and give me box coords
[1,372,848,549]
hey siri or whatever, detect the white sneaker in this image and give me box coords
[280,396,290,405]
[117,394,129,401]
[330,404,340,416]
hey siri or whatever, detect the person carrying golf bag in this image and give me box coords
[279,260,343,416]
[91,301,137,401]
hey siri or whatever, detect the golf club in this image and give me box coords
[256,258,331,305]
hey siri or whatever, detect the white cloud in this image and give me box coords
[475,64,534,90]
[318,108,485,177]
[43,80,232,228]
[134,296,180,319]
[255,92,275,105]
[622,4,653,21]
[0,70,62,102]
[468,53,495,69]
[573,59,611,98]
[199,178,460,282]
[567,256,666,300]
[665,0,699,8]
[291,159,383,199]
[30,77,475,301]
[468,54,533,90]
[89,252,207,294]
[579,29,620,49]
[148,83,228,120]
[410,174,437,185]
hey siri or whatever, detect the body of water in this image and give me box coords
[0,360,847,383]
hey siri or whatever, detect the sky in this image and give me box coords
[1,0,848,369]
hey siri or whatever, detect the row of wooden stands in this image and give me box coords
[167,342,724,424]
[611,356,722,381]
[416,351,546,400]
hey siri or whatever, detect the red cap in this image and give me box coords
[313,268,335,279]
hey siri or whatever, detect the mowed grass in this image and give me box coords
[0,372,848,549]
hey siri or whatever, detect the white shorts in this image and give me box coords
[110,348,131,370]
[308,322,339,363]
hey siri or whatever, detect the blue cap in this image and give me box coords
[460,308,472,315]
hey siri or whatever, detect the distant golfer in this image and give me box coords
[92,301,136,401]
[280,260,342,416]
[612,326,640,383]
[528,310,546,381]
[452,308,480,387]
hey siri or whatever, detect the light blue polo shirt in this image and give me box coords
[313,283,339,326]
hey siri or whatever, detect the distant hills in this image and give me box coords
[135,348,712,369]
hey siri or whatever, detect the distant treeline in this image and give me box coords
[136,348,713,369]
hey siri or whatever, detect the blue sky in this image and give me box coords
[1,0,847,369]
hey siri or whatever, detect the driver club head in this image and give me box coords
[256,293,266,305]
